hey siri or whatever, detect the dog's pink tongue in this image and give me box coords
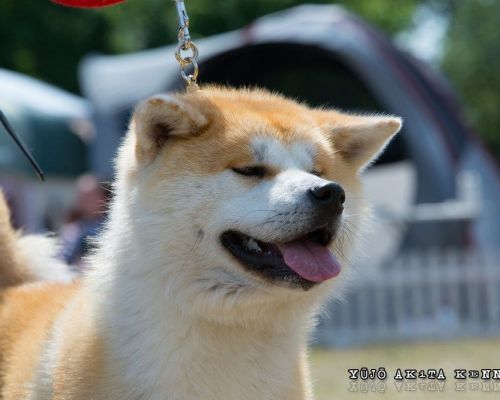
[277,239,341,283]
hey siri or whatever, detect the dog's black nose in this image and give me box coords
[308,182,345,215]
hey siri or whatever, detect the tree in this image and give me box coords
[441,0,500,158]
[0,0,498,157]
[0,0,418,93]
[101,0,418,52]
[0,1,111,93]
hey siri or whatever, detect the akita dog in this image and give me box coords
[0,87,401,400]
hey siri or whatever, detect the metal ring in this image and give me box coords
[171,0,199,90]
[180,58,199,83]
[175,41,199,66]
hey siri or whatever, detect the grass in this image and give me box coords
[310,338,500,399]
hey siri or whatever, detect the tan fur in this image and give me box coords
[0,86,401,400]
[0,282,80,399]
[0,192,30,288]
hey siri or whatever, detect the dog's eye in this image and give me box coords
[231,166,266,178]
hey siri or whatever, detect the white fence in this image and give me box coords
[315,249,500,347]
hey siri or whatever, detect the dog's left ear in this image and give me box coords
[132,94,208,164]
[317,111,402,171]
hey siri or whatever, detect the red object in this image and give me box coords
[52,0,125,8]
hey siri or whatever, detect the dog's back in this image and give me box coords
[0,191,28,289]
[0,192,78,399]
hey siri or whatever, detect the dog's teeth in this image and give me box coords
[245,238,262,253]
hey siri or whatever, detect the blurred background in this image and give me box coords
[0,0,499,398]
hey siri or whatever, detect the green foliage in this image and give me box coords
[0,1,112,93]
[0,0,498,156]
[442,0,500,158]
[0,0,418,91]
[102,0,418,52]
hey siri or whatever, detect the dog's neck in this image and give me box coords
[90,260,312,400]
[87,202,314,400]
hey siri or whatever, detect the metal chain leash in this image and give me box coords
[172,0,199,91]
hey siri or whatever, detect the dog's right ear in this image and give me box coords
[132,94,208,164]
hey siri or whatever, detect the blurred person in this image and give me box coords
[59,174,109,270]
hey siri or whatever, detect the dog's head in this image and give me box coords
[114,87,401,324]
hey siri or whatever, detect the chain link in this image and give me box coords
[172,0,199,90]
